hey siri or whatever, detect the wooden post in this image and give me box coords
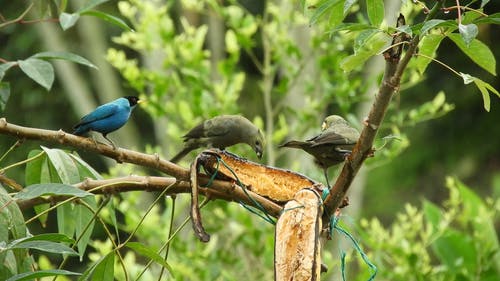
[275,188,323,281]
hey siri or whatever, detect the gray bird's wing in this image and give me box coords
[183,118,231,140]
[309,126,358,146]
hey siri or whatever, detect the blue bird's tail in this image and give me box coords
[73,124,89,136]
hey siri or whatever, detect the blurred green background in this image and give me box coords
[1,0,499,280]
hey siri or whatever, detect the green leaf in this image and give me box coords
[77,0,110,13]
[423,200,443,235]
[309,0,343,26]
[42,146,80,184]
[461,74,500,111]
[17,59,54,90]
[75,197,96,260]
[415,34,445,74]
[13,183,92,200]
[448,33,496,75]
[420,19,445,34]
[0,62,17,81]
[14,233,75,244]
[91,252,114,281]
[458,23,478,46]
[31,51,97,69]
[329,23,377,33]
[460,72,474,84]
[354,29,380,53]
[6,269,80,281]
[481,0,491,8]
[341,32,388,72]
[24,149,50,226]
[366,0,384,27]
[343,0,356,15]
[0,82,9,113]
[474,12,500,24]
[126,242,173,273]
[80,10,132,31]
[58,202,76,242]
[0,187,27,250]
[432,229,478,274]
[8,241,78,255]
[59,12,80,30]
[69,153,103,180]
[25,149,46,186]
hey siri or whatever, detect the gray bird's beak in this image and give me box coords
[256,150,262,159]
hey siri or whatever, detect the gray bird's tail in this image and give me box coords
[170,146,195,163]
[279,140,308,149]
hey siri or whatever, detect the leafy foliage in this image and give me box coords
[354,178,500,281]
[0,0,499,280]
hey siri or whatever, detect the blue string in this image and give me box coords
[208,155,276,224]
[330,215,377,281]
[321,188,330,201]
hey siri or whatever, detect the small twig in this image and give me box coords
[0,150,45,174]
[414,53,461,77]
[0,3,34,28]
[0,140,23,164]
[442,5,488,17]
[455,0,462,24]
[158,196,176,281]
[190,155,210,242]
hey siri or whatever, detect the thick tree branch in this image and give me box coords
[0,119,283,217]
[322,3,442,221]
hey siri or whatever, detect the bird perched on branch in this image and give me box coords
[170,115,264,163]
[280,115,359,187]
[73,96,143,148]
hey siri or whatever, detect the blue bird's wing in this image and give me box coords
[74,103,120,128]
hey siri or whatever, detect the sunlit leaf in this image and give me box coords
[0,62,17,81]
[32,51,97,69]
[6,269,80,281]
[59,12,80,30]
[458,23,478,46]
[91,252,114,281]
[80,10,132,31]
[17,59,54,90]
[0,82,10,113]
[420,19,445,34]
[126,242,173,273]
[8,241,77,255]
[78,0,109,13]
[309,0,343,25]
[366,0,384,27]
[13,183,92,200]
[415,34,445,74]
[42,146,80,184]
[449,34,496,75]
[75,197,96,260]
[343,0,356,15]
[474,12,500,24]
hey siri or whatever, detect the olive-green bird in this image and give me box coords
[280,115,360,187]
[170,115,265,163]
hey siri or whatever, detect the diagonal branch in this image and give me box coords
[322,3,442,222]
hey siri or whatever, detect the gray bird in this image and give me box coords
[171,115,264,163]
[280,115,359,187]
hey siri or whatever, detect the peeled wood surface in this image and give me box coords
[199,150,321,202]
[275,189,323,281]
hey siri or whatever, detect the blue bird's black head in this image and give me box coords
[124,96,141,106]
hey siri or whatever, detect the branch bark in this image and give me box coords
[321,3,442,222]
[0,119,283,217]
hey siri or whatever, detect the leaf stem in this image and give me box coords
[0,150,45,174]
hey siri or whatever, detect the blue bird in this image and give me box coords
[73,96,142,148]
